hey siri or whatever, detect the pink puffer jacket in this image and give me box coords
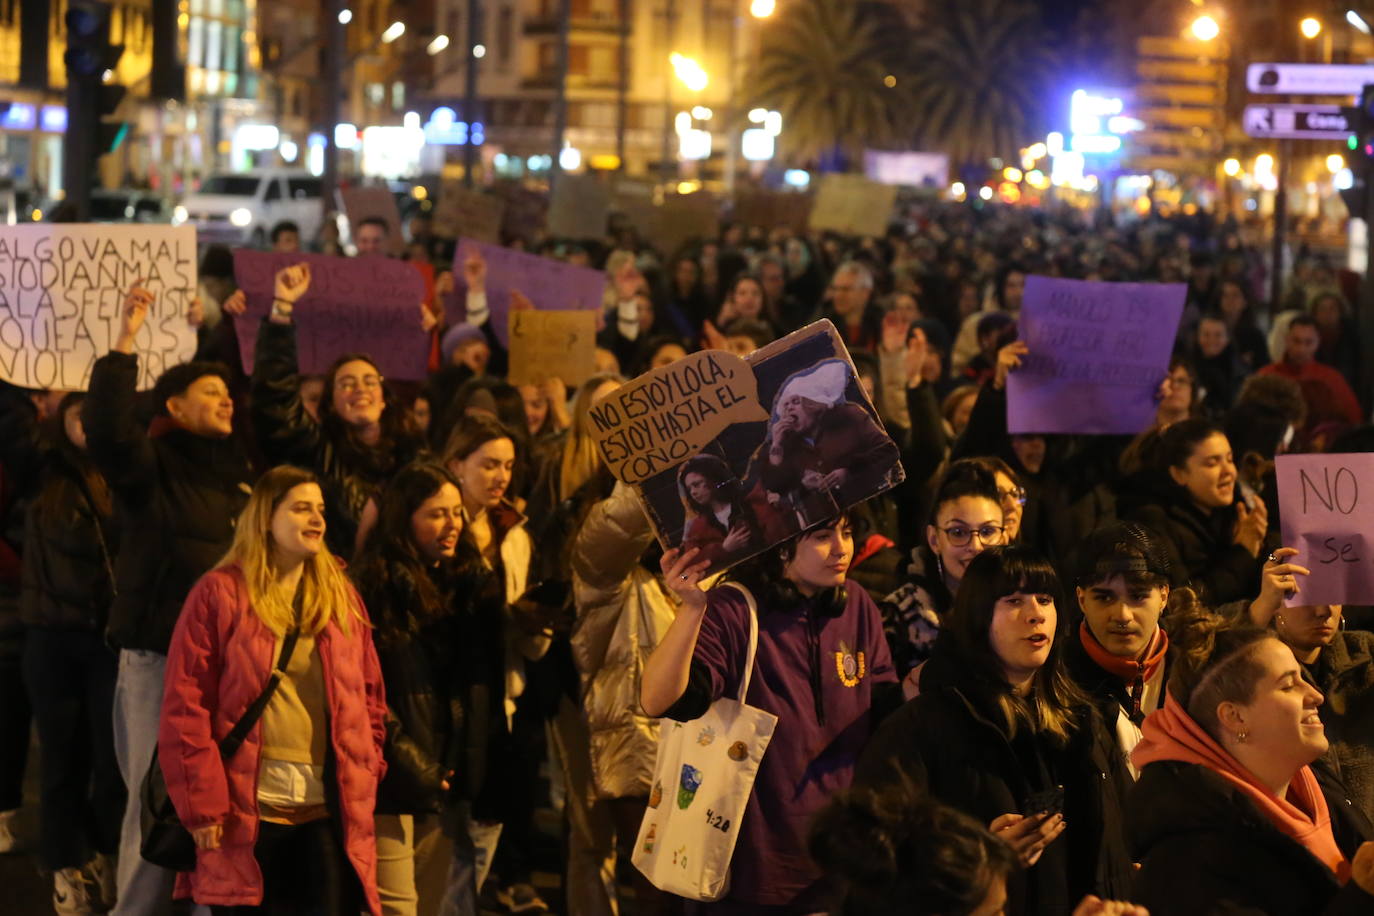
[159,566,387,913]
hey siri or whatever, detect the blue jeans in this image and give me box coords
[111,649,176,916]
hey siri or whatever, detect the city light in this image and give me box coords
[1190,15,1220,41]
[279,140,299,162]
[1046,132,1064,156]
[1003,166,1023,182]
[1336,167,1355,190]
[741,129,775,161]
[692,106,713,120]
[559,145,582,170]
[750,0,775,17]
[1223,157,1240,176]
[1026,170,1050,190]
[883,75,897,88]
[670,53,709,92]
[381,21,405,43]
[427,34,449,55]
[1328,153,1346,173]
[748,108,767,123]
[978,186,994,201]
[1300,17,1322,39]
[473,44,486,58]
[1026,142,1048,160]
[1255,153,1274,172]
[783,169,810,188]
[1349,10,1372,35]
[763,110,782,136]
[951,182,966,200]
[338,9,352,24]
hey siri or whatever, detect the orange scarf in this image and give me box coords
[1078,622,1168,722]
[1133,699,1350,881]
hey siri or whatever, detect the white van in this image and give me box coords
[172,170,327,246]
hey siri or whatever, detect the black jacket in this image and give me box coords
[0,385,44,650]
[854,646,1136,915]
[251,320,426,558]
[83,352,253,653]
[1129,760,1374,915]
[21,447,117,630]
[353,555,501,815]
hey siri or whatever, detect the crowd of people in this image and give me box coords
[0,195,1373,916]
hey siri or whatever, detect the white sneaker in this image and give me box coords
[53,865,104,915]
[0,808,20,854]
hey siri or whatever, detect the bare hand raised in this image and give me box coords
[660,547,710,614]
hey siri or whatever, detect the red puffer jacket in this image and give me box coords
[159,565,387,913]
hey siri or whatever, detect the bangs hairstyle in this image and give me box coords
[946,546,1086,746]
[726,512,852,604]
[218,465,363,637]
[1163,596,1274,742]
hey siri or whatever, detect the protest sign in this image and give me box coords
[1275,453,1374,606]
[431,183,505,242]
[734,189,811,231]
[0,224,197,390]
[232,250,429,380]
[497,186,549,242]
[587,320,905,574]
[449,238,605,347]
[507,310,598,388]
[809,174,897,238]
[341,186,404,256]
[655,193,719,256]
[1006,276,1185,435]
[547,174,610,239]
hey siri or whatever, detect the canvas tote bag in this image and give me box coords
[632,582,778,901]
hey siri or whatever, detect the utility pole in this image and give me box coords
[1269,139,1290,315]
[616,0,629,172]
[551,0,571,186]
[322,0,345,225]
[463,0,482,188]
[660,0,676,188]
[63,0,124,221]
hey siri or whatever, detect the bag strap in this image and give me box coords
[721,582,760,703]
[219,580,304,759]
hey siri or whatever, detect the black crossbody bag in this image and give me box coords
[140,587,303,870]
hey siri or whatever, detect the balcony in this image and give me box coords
[524,11,625,34]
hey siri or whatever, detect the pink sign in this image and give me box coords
[1275,453,1374,606]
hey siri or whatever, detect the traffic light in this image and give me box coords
[64,1,123,79]
[63,0,127,219]
[1339,84,1374,218]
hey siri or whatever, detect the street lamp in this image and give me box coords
[670,52,709,92]
[381,21,405,43]
[750,0,775,16]
[1223,157,1240,176]
[1328,153,1346,173]
[1349,10,1372,34]
[427,34,449,55]
[1300,17,1322,38]
[338,8,352,24]
[1190,14,1220,41]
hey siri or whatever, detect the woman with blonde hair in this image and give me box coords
[158,465,387,914]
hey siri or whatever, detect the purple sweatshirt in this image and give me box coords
[669,582,896,908]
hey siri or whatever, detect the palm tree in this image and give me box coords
[904,0,1058,170]
[743,0,905,164]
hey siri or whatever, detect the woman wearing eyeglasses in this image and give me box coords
[856,547,1136,916]
[249,264,428,558]
[879,460,1006,693]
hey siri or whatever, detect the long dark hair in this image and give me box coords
[944,546,1088,745]
[318,352,419,460]
[725,513,851,610]
[35,392,111,523]
[351,462,463,631]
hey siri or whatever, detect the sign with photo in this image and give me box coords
[586,320,905,573]
[340,186,405,256]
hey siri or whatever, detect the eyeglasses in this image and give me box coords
[940,524,1005,547]
[335,374,383,393]
[997,486,1027,507]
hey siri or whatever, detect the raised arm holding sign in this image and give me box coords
[1275,453,1374,607]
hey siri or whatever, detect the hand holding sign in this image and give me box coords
[587,350,770,485]
[994,340,1029,391]
[1275,453,1374,606]
[1248,547,1312,626]
[115,282,154,354]
[272,263,312,321]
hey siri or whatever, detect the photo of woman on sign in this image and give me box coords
[753,358,900,527]
[678,454,769,567]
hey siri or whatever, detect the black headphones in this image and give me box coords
[767,578,848,618]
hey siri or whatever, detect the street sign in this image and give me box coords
[1247,63,1374,95]
[1243,103,1351,140]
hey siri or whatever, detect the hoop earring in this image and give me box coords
[936,553,946,581]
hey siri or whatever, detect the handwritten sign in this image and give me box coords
[734,189,811,231]
[1007,277,1185,435]
[507,310,597,388]
[432,183,505,242]
[341,186,404,256]
[0,224,197,390]
[1276,453,1374,606]
[449,238,605,347]
[656,193,719,256]
[232,250,429,380]
[809,175,897,238]
[588,350,769,485]
[547,174,609,239]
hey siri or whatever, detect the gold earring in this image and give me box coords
[1236,730,1248,743]
[1276,614,1286,628]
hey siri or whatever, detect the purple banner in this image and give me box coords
[232,250,429,381]
[1276,453,1374,606]
[1007,276,1185,435]
[449,238,605,347]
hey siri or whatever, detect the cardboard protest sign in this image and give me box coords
[547,174,610,239]
[432,183,505,242]
[232,250,429,381]
[449,238,605,347]
[809,174,897,238]
[507,310,597,388]
[654,193,719,256]
[0,224,197,390]
[496,186,549,242]
[586,320,905,573]
[734,189,811,231]
[1007,277,1185,435]
[341,186,404,256]
[1275,454,1374,606]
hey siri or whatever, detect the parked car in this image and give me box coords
[172,170,327,246]
[88,189,173,223]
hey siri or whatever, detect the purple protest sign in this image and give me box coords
[1006,276,1185,435]
[1275,453,1374,606]
[232,250,429,381]
[449,238,605,347]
